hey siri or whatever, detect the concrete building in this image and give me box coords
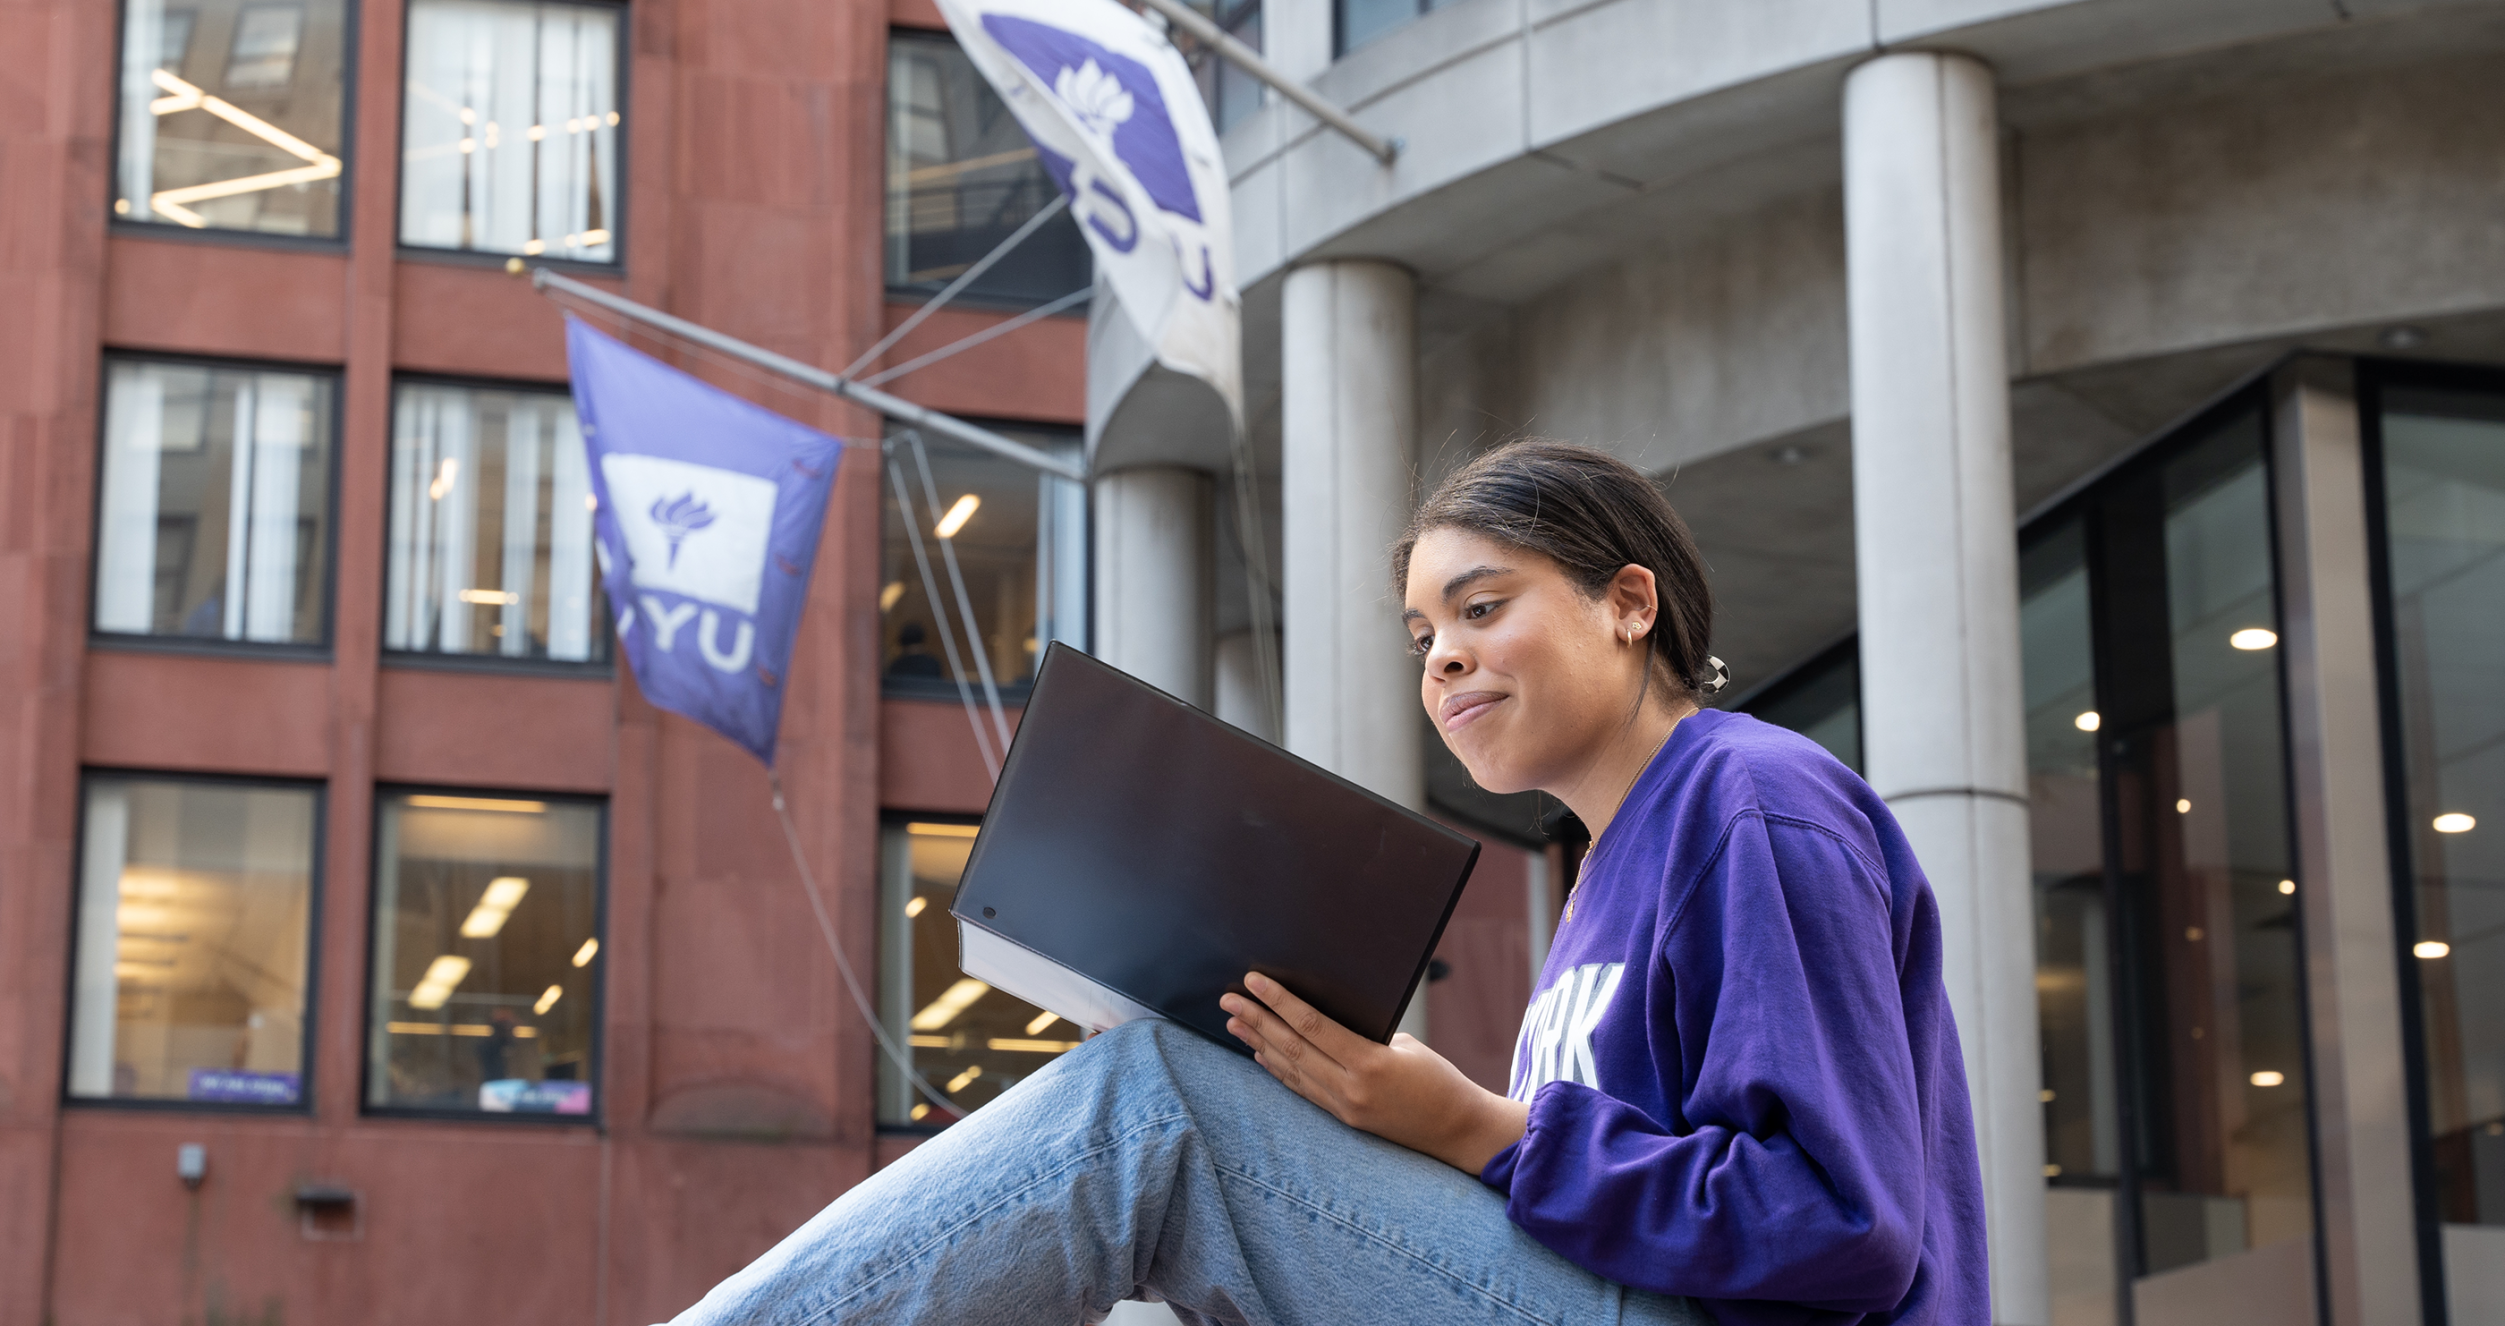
[3,0,2502,1325]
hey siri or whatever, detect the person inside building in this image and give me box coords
[666,440,1987,1326]
[885,620,944,678]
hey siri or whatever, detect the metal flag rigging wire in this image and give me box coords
[885,435,1003,781]
[843,193,1071,380]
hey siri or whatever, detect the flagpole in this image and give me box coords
[1132,0,1399,163]
[532,268,1089,483]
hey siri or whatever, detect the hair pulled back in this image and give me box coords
[1393,439,1717,702]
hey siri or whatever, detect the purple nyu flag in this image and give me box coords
[567,319,842,765]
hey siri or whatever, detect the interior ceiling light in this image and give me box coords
[571,938,599,967]
[2249,1070,2285,1088]
[429,457,460,501]
[903,896,927,918]
[2278,879,2296,895]
[2229,628,2278,651]
[945,1064,984,1094]
[879,581,907,612]
[2073,711,2100,733]
[457,588,519,606]
[2415,940,2451,960]
[933,494,981,539]
[408,794,547,814]
[407,954,474,1010]
[908,822,979,839]
[143,69,341,227]
[2176,799,2192,814]
[910,978,990,1031]
[1026,1010,1059,1036]
[2433,813,2476,834]
[534,984,563,1015]
[458,876,530,938]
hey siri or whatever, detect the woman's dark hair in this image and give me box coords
[1393,439,1715,701]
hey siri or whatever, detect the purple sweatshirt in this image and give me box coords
[1480,708,1987,1325]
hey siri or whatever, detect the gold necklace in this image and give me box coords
[1561,721,1679,924]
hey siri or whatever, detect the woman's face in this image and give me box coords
[1403,528,1654,797]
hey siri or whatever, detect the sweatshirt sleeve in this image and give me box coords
[1481,812,1929,1312]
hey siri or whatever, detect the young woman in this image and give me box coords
[669,440,1987,1326]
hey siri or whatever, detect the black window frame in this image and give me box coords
[87,348,346,662]
[59,766,329,1116]
[106,0,363,252]
[357,782,609,1127]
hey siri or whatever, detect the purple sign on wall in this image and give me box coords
[478,1079,593,1115]
[188,1069,301,1105]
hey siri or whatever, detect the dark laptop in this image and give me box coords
[951,643,1482,1050]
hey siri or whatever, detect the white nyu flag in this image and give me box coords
[938,0,1241,424]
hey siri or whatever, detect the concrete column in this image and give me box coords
[1092,466,1214,708]
[2267,359,2425,1326]
[1843,52,2048,1326]
[1214,630,1280,744]
[1282,259,1426,1042]
[1280,260,1421,807]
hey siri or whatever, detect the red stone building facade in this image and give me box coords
[0,0,1540,1319]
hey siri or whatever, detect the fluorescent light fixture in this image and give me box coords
[2415,940,2452,960]
[407,954,473,1010]
[1025,1010,1059,1036]
[142,69,342,225]
[607,111,620,125]
[2278,879,2296,895]
[986,1038,1080,1054]
[457,588,520,606]
[458,876,530,938]
[910,1103,931,1122]
[449,1024,494,1037]
[907,1034,951,1049]
[408,794,547,814]
[910,978,989,1031]
[2249,1070,2285,1088]
[429,457,459,501]
[907,822,979,839]
[879,580,906,612]
[945,1064,983,1093]
[534,984,563,1015]
[577,229,611,246]
[2433,812,2476,834]
[903,896,927,918]
[2229,628,2278,651]
[933,494,980,539]
[2176,799,2191,814]
[522,238,545,255]
[2073,711,2100,733]
[2043,1163,2063,1178]
[571,938,599,967]
[527,124,546,141]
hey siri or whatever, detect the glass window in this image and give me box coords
[1735,640,1860,772]
[1173,1,1264,135]
[384,380,605,664]
[67,775,319,1107]
[1336,0,1462,56]
[115,0,348,236]
[367,791,602,1117]
[880,425,1086,696]
[2090,406,2316,1315]
[2021,518,2126,1323]
[400,0,622,263]
[94,357,334,646]
[879,818,1077,1126]
[886,31,1091,305]
[2373,381,2505,1236]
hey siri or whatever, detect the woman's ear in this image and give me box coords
[1607,563,1659,636]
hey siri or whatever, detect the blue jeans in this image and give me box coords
[667,1019,1711,1326]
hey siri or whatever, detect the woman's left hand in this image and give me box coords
[1221,971,1531,1174]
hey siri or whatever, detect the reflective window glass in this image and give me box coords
[400,0,622,262]
[1735,641,1859,772]
[367,791,602,1117]
[879,426,1086,696]
[115,0,347,236]
[2091,408,2316,1314]
[385,380,606,664]
[1336,0,1461,56]
[94,357,335,647]
[1173,1,1264,134]
[885,31,1091,305]
[2375,383,2505,1237]
[879,819,1077,1126]
[68,775,318,1107]
[2021,519,2124,1322]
